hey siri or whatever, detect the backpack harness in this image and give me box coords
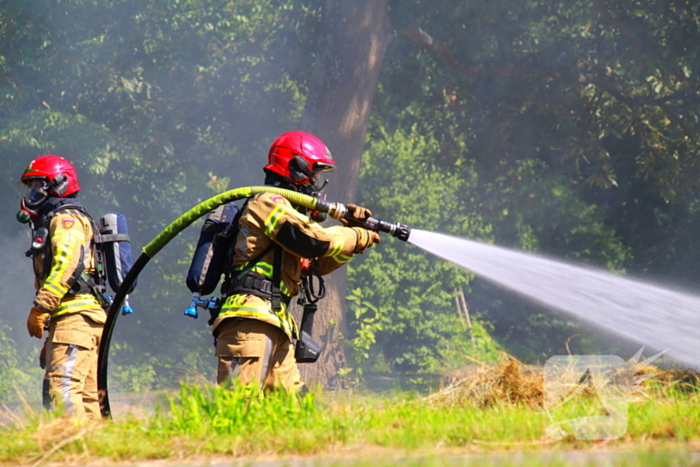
[185,198,326,361]
[27,201,132,310]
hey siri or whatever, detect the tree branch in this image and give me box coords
[590,0,642,49]
[403,26,700,111]
[403,26,629,103]
[591,0,693,92]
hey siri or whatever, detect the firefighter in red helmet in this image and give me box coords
[18,155,105,420]
[211,131,379,391]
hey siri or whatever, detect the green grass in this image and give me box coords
[0,381,698,465]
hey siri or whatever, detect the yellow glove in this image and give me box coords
[27,307,50,339]
[340,204,373,228]
[353,227,381,254]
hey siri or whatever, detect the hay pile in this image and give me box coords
[428,354,700,408]
[428,355,544,408]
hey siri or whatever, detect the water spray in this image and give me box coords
[408,229,700,370]
[97,186,410,418]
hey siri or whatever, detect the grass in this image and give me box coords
[0,357,697,466]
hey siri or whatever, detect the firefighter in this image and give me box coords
[212,131,380,392]
[18,155,105,420]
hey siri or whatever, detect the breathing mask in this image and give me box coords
[17,178,50,223]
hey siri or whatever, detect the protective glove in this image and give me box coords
[39,338,48,370]
[27,306,50,339]
[352,227,381,254]
[340,204,373,228]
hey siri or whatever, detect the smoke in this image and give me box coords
[0,232,42,357]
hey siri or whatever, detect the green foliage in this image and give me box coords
[372,0,699,362]
[345,288,385,370]
[0,383,699,463]
[0,0,321,402]
[161,382,317,436]
[0,325,43,404]
[478,159,631,270]
[2,0,700,396]
[439,320,504,371]
[348,125,496,373]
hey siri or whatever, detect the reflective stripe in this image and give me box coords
[237,261,288,296]
[260,335,275,387]
[220,295,294,336]
[52,295,102,316]
[221,357,241,381]
[61,344,77,413]
[335,253,353,264]
[248,262,273,278]
[43,230,79,298]
[221,306,273,317]
[264,205,286,237]
[43,280,67,297]
[329,233,343,258]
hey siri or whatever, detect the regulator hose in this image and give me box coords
[97,186,410,418]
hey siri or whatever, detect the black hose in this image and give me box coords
[98,253,149,418]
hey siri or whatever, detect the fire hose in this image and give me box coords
[97,185,410,418]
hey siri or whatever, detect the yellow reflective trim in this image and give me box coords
[249,263,273,278]
[328,230,344,258]
[334,254,352,264]
[221,294,295,335]
[72,294,97,300]
[43,230,80,298]
[264,205,286,237]
[43,280,68,296]
[220,308,271,318]
[52,297,102,316]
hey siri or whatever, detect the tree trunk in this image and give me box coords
[298,0,392,387]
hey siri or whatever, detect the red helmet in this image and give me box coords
[18,155,81,216]
[264,131,336,189]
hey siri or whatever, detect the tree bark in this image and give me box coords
[298,0,392,387]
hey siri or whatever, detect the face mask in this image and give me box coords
[23,179,49,208]
[17,179,49,223]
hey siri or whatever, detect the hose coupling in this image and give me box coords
[316,200,347,220]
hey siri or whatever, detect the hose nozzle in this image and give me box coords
[361,217,411,242]
[314,200,411,241]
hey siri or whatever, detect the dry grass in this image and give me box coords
[428,354,699,409]
[429,355,544,408]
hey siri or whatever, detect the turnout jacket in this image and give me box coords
[213,192,361,340]
[32,208,106,324]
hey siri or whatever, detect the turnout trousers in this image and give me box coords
[216,318,303,393]
[43,313,103,420]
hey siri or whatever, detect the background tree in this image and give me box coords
[1,0,699,403]
[296,0,392,385]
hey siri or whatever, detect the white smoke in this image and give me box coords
[0,232,38,339]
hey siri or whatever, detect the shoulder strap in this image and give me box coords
[43,203,108,304]
[271,244,283,314]
[234,243,276,282]
[37,203,90,274]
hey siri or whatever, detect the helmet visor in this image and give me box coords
[310,163,336,191]
[23,179,49,208]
